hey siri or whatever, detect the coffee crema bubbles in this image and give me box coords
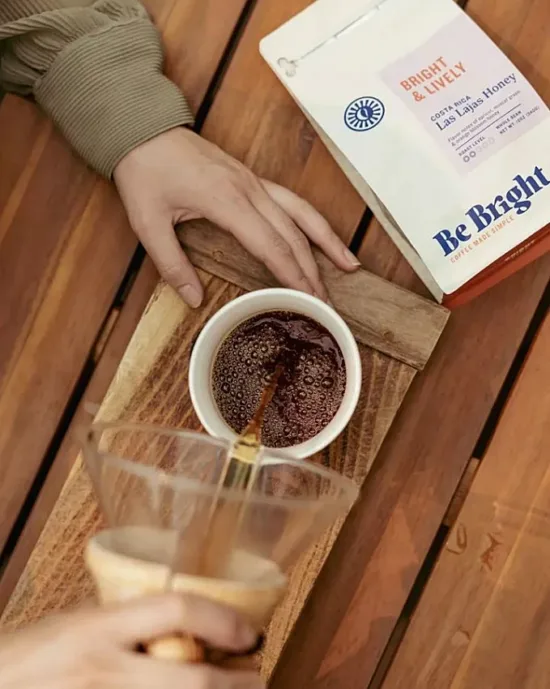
[211,310,346,448]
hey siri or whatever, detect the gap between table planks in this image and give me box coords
[267,0,550,687]
[0,0,251,558]
[382,311,550,689]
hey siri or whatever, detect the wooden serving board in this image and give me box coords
[0,223,448,678]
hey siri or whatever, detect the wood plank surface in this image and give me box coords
[0,260,159,614]
[0,0,370,615]
[0,0,250,555]
[268,0,550,686]
[0,1,445,678]
[382,312,550,689]
[0,0,364,563]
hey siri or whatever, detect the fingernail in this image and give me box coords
[343,247,361,267]
[314,290,329,304]
[178,284,202,308]
[239,624,258,649]
[243,633,265,656]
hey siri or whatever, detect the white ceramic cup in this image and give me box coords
[189,288,361,459]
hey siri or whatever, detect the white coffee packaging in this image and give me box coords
[260,0,550,304]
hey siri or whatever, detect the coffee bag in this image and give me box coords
[261,0,550,305]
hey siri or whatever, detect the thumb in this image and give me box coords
[134,219,204,308]
[87,594,257,653]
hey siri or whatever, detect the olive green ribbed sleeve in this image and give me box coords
[0,1,194,177]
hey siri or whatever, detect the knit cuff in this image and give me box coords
[34,18,194,178]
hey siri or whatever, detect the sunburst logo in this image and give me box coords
[344,97,385,132]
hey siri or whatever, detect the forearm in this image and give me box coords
[0,1,194,177]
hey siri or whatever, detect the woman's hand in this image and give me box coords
[0,594,263,689]
[114,128,360,308]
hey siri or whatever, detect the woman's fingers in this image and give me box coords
[248,184,328,301]
[132,216,204,308]
[261,179,361,272]
[113,128,358,306]
[91,594,257,654]
[206,193,316,297]
[130,655,265,689]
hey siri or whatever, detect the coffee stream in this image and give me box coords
[200,361,285,578]
[201,311,346,579]
[212,311,346,448]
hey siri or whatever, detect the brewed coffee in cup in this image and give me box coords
[211,310,346,448]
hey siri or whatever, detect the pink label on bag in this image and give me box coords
[381,13,549,172]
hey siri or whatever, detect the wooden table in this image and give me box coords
[0,0,549,687]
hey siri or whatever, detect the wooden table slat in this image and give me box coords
[0,258,445,680]
[382,312,550,689]
[0,0,250,555]
[0,259,160,613]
